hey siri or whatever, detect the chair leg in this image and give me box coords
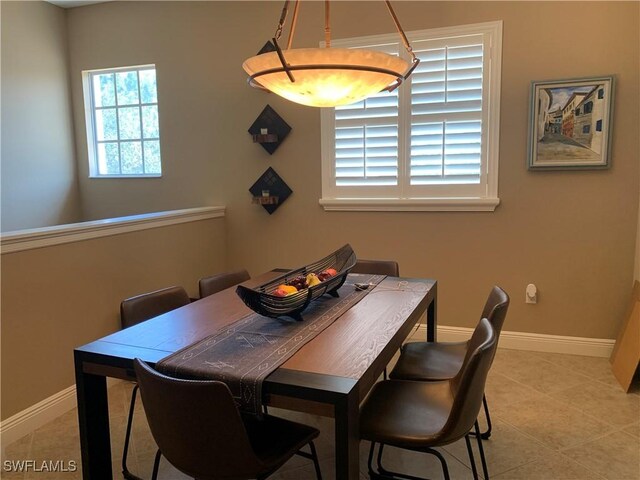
[464,434,480,480]
[474,421,490,480]
[368,441,376,478]
[309,441,322,480]
[470,394,492,440]
[122,384,143,480]
[370,442,450,480]
[151,449,162,480]
[294,442,323,480]
[426,447,450,480]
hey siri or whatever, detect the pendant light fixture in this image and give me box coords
[242,0,419,108]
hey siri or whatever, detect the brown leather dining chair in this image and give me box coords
[198,269,250,298]
[360,317,498,480]
[120,286,191,480]
[133,359,323,480]
[351,259,400,277]
[390,286,510,439]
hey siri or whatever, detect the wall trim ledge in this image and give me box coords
[411,324,615,358]
[1,206,225,254]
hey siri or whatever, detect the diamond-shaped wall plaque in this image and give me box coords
[257,41,276,55]
[249,167,292,215]
[248,105,291,155]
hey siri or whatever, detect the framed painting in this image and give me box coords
[528,76,614,170]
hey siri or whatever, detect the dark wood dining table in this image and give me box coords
[74,271,437,479]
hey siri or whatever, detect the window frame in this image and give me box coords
[320,21,502,212]
[82,64,163,178]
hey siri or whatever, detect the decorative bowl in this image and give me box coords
[236,244,357,320]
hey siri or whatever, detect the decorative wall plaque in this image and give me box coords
[248,105,291,155]
[249,167,292,214]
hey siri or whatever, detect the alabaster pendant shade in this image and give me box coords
[243,48,410,108]
[243,0,418,108]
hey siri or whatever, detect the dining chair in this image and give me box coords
[198,268,250,298]
[351,259,400,277]
[120,286,191,480]
[360,317,498,480]
[390,285,510,439]
[133,359,323,480]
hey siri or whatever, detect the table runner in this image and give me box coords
[156,273,385,415]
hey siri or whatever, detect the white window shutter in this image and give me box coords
[320,22,502,211]
[333,43,400,187]
[409,37,484,186]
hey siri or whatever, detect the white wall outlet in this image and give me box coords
[526,284,537,304]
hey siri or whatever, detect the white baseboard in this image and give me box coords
[0,378,122,450]
[410,324,615,358]
[1,385,76,450]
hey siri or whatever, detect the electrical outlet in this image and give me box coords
[526,284,537,304]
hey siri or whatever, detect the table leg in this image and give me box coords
[426,284,438,342]
[75,353,113,479]
[334,389,360,479]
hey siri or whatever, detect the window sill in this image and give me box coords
[89,174,162,179]
[319,197,500,212]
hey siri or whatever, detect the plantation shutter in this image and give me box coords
[409,35,484,185]
[321,23,501,209]
[333,43,400,187]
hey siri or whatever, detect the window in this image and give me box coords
[321,21,502,211]
[598,88,604,99]
[596,119,603,131]
[83,65,162,177]
[584,101,593,114]
[583,125,590,134]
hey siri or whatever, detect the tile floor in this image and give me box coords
[2,348,639,479]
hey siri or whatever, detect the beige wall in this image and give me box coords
[1,1,82,231]
[67,1,236,221]
[1,0,637,419]
[66,1,639,340]
[636,194,640,282]
[0,218,227,419]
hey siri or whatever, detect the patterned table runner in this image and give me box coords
[156,273,384,415]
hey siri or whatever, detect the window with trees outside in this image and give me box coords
[83,65,162,177]
[320,22,503,211]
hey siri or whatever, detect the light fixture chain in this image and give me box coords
[384,0,420,81]
[275,0,290,41]
[385,1,417,61]
[324,0,331,48]
[286,0,301,50]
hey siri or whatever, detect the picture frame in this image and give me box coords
[527,76,614,170]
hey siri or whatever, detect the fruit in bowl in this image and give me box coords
[288,275,308,291]
[274,284,298,296]
[318,268,338,282]
[306,273,321,287]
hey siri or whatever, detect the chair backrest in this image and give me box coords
[442,318,498,442]
[120,286,191,329]
[199,269,250,299]
[480,286,510,336]
[351,259,399,277]
[133,359,265,479]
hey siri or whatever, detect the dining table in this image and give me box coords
[74,270,437,479]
